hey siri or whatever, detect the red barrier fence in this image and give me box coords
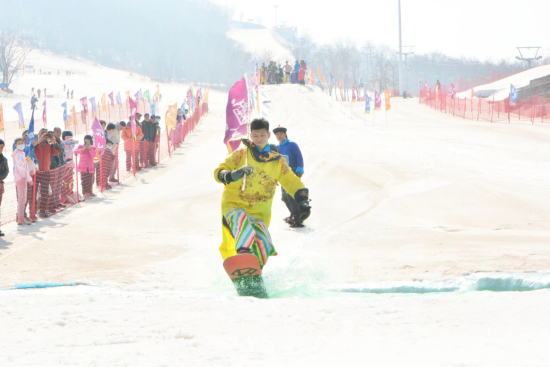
[419,89,550,124]
[0,103,209,227]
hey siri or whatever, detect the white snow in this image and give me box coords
[1,59,550,365]
[456,64,550,101]
[227,28,295,62]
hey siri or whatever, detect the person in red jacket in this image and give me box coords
[74,135,97,199]
[121,118,144,172]
[33,129,61,218]
[298,60,307,85]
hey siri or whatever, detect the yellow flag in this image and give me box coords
[204,87,210,102]
[384,90,393,110]
[101,93,107,111]
[0,104,4,133]
[165,103,177,130]
[156,84,160,98]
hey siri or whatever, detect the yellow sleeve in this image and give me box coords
[277,157,306,198]
[214,148,246,183]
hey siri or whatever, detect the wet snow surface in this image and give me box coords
[2,51,550,366]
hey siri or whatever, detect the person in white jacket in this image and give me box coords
[13,138,34,225]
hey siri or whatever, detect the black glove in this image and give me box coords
[221,165,254,184]
[297,199,311,221]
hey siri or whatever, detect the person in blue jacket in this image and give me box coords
[273,125,307,227]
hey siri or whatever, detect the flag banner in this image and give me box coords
[205,87,210,103]
[425,82,431,96]
[510,84,518,106]
[109,92,114,106]
[375,90,381,110]
[352,85,357,102]
[186,89,192,109]
[418,79,422,91]
[129,97,138,136]
[330,74,334,86]
[165,103,177,130]
[471,88,475,106]
[450,84,456,100]
[81,110,87,125]
[151,101,156,116]
[0,104,4,133]
[155,84,160,98]
[384,90,392,110]
[71,106,77,127]
[13,102,25,129]
[42,100,47,127]
[134,88,143,101]
[61,102,67,122]
[25,109,37,162]
[125,91,130,100]
[435,84,440,103]
[80,97,88,115]
[101,94,107,111]
[116,92,122,106]
[365,94,371,114]
[224,77,249,153]
[90,97,97,116]
[144,90,150,103]
[196,89,200,109]
[92,116,106,155]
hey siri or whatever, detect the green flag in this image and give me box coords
[144,90,151,103]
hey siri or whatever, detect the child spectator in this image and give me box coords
[106,123,120,183]
[100,140,115,190]
[121,119,143,172]
[13,138,33,225]
[61,131,78,204]
[0,139,8,236]
[74,135,96,199]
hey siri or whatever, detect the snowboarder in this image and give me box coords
[71,90,74,99]
[214,118,311,296]
[37,89,41,98]
[273,126,306,227]
[30,95,38,110]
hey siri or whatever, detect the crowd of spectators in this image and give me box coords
[260,60,308,85]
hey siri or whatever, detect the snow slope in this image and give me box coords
[457,64,550,101]
[1,79,550,365]
[227,28,295,62]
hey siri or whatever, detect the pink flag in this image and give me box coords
[129,97,138,136]
[42,100,47,127]
[91,116,106,155]
[374,90,382,110]
[352,85,357,102]
[450,84,456,99]
[224,77,249,152]
[80,97,88,115]
[425,82,431,96]
[186,89,192,109]
[108,92,114,106]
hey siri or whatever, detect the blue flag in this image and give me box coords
[61,102,67,122]
[25,109,37,164]
[365,93,371,114]
[151,101,156,116]
[510,84,518,106]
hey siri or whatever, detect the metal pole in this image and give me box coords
[398,0,403,97]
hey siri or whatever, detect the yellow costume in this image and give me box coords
[214,139,308,263]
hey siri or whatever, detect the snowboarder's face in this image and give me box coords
[275,132,286,143]
[251,129,270,149]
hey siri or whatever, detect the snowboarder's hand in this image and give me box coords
[295,172,303,178]
[230,165,254,181]
[298,200,311,221]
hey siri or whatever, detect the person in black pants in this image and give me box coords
[0,139,9,236]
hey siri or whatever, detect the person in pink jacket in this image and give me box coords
[13,138,33,225]
[74,135,96,199]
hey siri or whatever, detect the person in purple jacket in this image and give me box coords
[273,126,307,227]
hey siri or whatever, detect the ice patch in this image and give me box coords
[329,272,550,294]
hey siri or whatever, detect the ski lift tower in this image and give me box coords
[516,47,542,69]
[401,46,414,98]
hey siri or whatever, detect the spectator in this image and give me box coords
[283,61,292,83]
[31,95,38,110]
[140,114,152,168]
[33,129,61,218]
[37,89,41,98]
[13,138,33,226]
[74,135,96,199]
[0,139,8,236]
[71,90,74,99]
[121,118,144,172]
[61,131,78,205]
[142,114,156,167]
[50,127,66,210]
[67,90,70,99]
[298,60,307,85]
[100,140,115,190]
[106,123,120,183]
[100,120,107,137]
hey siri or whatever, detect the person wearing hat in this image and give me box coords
[273,125,306,227]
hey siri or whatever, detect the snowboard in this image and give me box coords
[223,253,268,299]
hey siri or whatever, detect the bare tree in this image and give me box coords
[0,31,33,86]
[290,31,316,61]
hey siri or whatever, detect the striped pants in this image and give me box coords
[225,208,277,267]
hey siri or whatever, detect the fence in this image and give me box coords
[419,88,550,124]
[0,102,209,225]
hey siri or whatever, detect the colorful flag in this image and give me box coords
[90,97,97,116]
[151,101,156,116]
[25,109,37,163]
[61,102,67,122]
[101,94,107,112]
[108,92,114,106]
[92,116,106,155]
[425,82,431,96]
[471,88,475,107]
[224,77,249,153]
[435,83,440,103]
[0,104,4,133]
[450,84,456,100]
[418,78,422,91]
[155,84,160,98]
[13,102,25,130]
[186,88,192,109]
[42,100,47,127]
[384,90,392,110]
[80,97,88,115]
[116,92,122,106]
[135,89,143,101]
[352,85,357,102]
[129,97,138,136]
[510,84,518,106]
[365,94,371,114]
[71,106,77,127]
[374,90,381,110]
[144,90,150,103]
[204,87,210,103]
[165,103,177,130]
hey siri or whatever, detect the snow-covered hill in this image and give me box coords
[227,28,295,62]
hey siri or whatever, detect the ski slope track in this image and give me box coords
[2,76,550,365]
